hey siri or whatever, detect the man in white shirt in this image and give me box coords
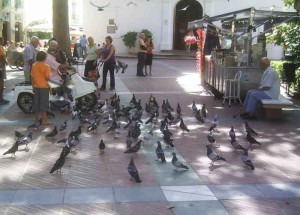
[23,36,39,83]
[240,57,280,119]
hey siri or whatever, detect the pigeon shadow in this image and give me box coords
[2,156,17,160]
[209,164,226,172]
[18,148,30,152]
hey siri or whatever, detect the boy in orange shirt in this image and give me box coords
[31,51,51,126]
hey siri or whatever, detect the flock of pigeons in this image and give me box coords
[3,93,261,183]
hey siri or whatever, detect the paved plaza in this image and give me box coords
[0,59,300,215]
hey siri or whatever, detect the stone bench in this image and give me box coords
[261,97,294,120]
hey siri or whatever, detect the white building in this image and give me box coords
[83,0,286,54]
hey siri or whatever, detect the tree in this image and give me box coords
[266,0,300,61]
[52,0,71,55]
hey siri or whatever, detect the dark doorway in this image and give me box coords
[2,21,10,45]
[174,0,203,50]
[15,22,23,42]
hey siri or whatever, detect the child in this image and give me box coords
[31,51,51,126]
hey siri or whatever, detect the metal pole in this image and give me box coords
[247,7,255,66]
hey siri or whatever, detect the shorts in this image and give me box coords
[32,88,49,112]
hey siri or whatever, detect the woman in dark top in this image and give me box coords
[100,36,116,90]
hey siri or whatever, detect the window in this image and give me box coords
[2,0,11,7]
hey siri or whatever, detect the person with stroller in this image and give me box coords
[100,36,116,91]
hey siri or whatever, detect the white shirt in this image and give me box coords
[45,54,62,83]
[86,45,98,61]
[260,66,280,99]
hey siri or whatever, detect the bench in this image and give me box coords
[261,96,294,120]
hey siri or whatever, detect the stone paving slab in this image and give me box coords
[1,60,300,215]
[114,187,166,203]
[64,188,115,204]
[161,185,217,201]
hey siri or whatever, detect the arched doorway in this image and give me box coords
[173,0,203,50]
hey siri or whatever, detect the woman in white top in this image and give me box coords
[84,36,100,77]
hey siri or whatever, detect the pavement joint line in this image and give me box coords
[19,135,42,182]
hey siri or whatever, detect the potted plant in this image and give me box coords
[122,31,137,53]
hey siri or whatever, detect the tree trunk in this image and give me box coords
[52,0,71,55]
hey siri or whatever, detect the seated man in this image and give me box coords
[240,57,280,119]
[46,41,76,99]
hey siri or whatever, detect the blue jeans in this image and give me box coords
[243,89,270,113]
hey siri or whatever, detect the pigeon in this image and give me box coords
[176,103,182,115]
[50,155,66,174]
[229,126,236,142]
[130,94,137,106]
[59,120,68,131]
[114,123,121,139]
[127,157,142,183]
[99,139,105,153]
[46,126,58,139]
[195,109,205,123]
[244,121,258,136]
[191,101,197,113]
[14,131,25,141]
[171,152,189,169]
[126,131,134,148]
[246,132,261,145]
[78,113,91,125]
[207,132,220,148]
[231,139,247,152]
[208,115,218,131]
[201,104,207,117]
[163,132,174,147]
[116,60,128,73]
[73,126,82,138]
[241,150,255,170]
[179,118,190,132]
[206,145,226,164]
[18,131,33,149]
[60,144,71,158]
[87,119,99,133]
[156,141,166,162]
[89,1,110,11]
[124,140,142,153]
[166,99,174,111]
[3,141,19,157]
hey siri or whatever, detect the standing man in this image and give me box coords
[23,36,39,83]
[136,33,147,76]
[0,37,9,105]
[240,57,280,119]
[80,35,87,58]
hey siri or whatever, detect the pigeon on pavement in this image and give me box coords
[50,155,65,174]
[246,132,261,145]
[179,118,190,132]
[206,145,226,164]
[156,141,166,163]
[59,120,68,131]
[99,139,105,153]
[3,141,19,157]
[128,157,142,183]
[241,150,255,170]
[124,140,142,153]
[244,121,258,136]
[46,126,58,139]
[171,152,189,170]
[18,131,33,149]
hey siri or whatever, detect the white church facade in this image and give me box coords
[82,0,286,54]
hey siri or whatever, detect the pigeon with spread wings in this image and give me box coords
[89,1,110,11]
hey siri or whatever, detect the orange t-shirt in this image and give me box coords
[31,62,51,88]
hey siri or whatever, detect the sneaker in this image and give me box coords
[0,99,9,105]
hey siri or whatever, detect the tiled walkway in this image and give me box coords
[0,59,299,215]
